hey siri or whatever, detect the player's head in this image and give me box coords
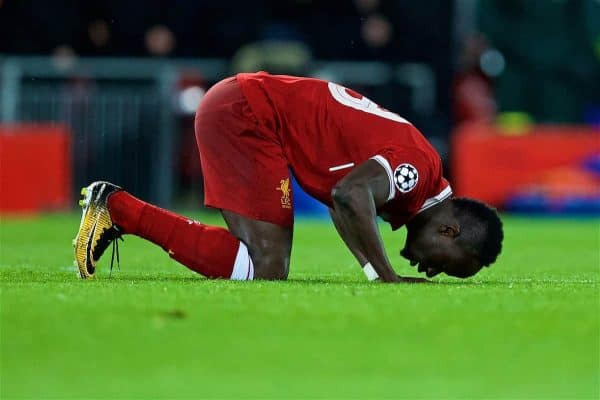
[401,197,503,279]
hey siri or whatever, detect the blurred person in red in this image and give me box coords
[452,34,498,124]
[174,72,208,201]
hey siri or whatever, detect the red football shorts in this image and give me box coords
[195,77,293,228]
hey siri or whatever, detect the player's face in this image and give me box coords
[401,227,481,278]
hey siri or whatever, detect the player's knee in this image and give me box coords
[248,245,290,280]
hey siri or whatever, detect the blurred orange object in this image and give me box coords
[0,124,72,214]
[526,167,599,197]
[451,123,600,207]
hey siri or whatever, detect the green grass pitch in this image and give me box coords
[1,212,598,399]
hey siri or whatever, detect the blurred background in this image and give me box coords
[1,0,599,216]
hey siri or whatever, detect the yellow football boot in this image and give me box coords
[73,181,123,278]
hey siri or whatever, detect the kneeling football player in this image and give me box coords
[73,72,503,282]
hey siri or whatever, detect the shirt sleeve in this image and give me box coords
[369,147,434,207]
[369,147,451,231]
[370,154,397,201]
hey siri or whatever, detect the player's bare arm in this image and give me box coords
[331,159,401,282]
[329,207,368,267]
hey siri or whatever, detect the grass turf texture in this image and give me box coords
[1,212,598,399]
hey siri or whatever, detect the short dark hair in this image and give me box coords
[452,197,504,267]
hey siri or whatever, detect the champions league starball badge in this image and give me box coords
[394,164,418,193]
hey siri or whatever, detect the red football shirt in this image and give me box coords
[237,72,451,230]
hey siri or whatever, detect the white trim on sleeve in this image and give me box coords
[370,155,396,201]
[418,185,453,213]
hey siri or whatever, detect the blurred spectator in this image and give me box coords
[0,0,451,70]
[174,72,208,201]
[87,19,111,54]
[478,0,600,123]
[145,25,176,57]
[361,14,393,49]
[452,34,498,124]
[51,45,77,70]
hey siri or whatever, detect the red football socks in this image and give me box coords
[106,191,254,280]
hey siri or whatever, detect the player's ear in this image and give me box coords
[438,224,460,237]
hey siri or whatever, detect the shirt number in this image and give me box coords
[327,82,410,124]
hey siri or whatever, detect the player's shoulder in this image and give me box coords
[376,143,441,172]
[371,145,443,200]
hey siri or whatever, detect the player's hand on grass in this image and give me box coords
[396,276,431,283]
[374,276,430,283]
[378,276,430,283]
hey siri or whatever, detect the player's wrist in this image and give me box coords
[364,263,401,282]
[362,262,379,281]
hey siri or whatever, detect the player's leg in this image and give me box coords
[194,75,295,280]
[73,181,254,280]
[221,210,292,280]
